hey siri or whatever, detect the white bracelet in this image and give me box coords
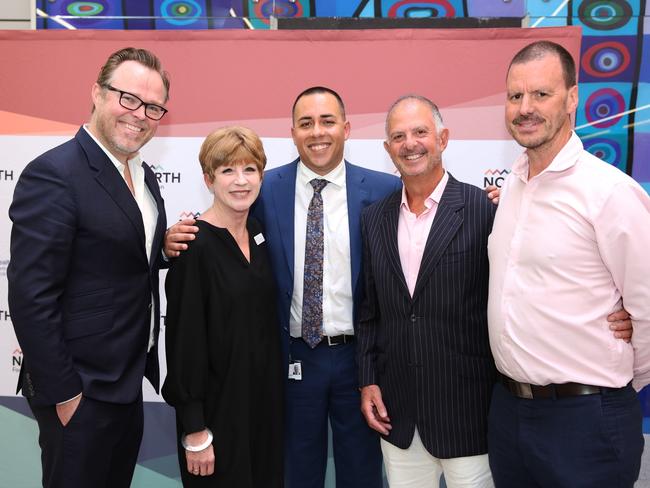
[182,428,213,452]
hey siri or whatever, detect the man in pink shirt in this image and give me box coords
[487,40,650,487]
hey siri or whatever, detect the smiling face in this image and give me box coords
[205,161,262,215]
[505,53,578,158]
[384,98,448,181]
[88,60,166,163]
[291,92,350,176]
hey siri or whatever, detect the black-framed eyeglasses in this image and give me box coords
[103,85,168,121]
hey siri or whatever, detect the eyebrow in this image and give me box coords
[297,113,337,122]
[112,86,166,107]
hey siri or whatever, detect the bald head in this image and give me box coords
[385,95,445,137]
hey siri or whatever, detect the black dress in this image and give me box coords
[162,218,283,488]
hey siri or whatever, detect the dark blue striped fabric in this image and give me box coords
[357,173,497,458]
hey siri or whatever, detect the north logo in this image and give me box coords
[178,211,201,220]
[147,163,181,186]
[12,348,22,373]
[483,168,510,188]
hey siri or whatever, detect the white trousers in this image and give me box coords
[380,428,494,488]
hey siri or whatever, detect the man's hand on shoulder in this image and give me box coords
[485,185,500,205]
[360,385,392,435]
[164,218,199,258]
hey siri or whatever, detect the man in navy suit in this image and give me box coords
[166,86,401,487]
[254,87,401,488]
[8,47,169,488]
[358,94,496,488]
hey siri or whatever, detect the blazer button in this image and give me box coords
[410,314,416,323]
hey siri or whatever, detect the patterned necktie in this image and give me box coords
[301,178,328,348]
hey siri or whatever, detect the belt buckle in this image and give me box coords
[327,335,347,346]
[515,382,534,399]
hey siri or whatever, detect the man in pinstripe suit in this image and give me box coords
[357,94,497,488]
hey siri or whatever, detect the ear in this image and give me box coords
[203,172,213,191]
[567,84,579,115]
[438,128,450,152]
[91,83,103,107]
[291,126,297,146]
[343,120,351,141]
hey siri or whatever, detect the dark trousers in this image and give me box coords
[29,395,144,488]
[285,338,383,488]
[488,382,643,488]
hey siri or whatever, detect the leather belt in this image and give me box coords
[498,373,602,399]
[324,335,355,346]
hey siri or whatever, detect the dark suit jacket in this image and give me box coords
[253,159,401,358]
[8,127,167,407]
[357,174,497,458]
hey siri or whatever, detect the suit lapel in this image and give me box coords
[76,128,147,258]
[270,161,298,282]
[143,161,166,268]
[345,162,370,294]
[412,175,464,301]
[379,191,411,300]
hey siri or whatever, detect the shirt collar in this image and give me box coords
[83,124,143,173]
[400,170,449,213]
[512,131,583,182]
[297,158,346,189]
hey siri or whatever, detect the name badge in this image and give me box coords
[288,361,302,381]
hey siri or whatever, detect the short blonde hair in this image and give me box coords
[199,126,267,181]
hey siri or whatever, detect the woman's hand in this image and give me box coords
[184,429,215,476]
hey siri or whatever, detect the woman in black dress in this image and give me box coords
[162,126,283,487]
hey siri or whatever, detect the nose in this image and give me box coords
[234,168,247,184]
[404,133,418,149]
[132,104,147,120]
[312,121,326,136]
[519,94,533,115]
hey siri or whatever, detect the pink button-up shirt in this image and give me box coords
[398,171,449,296]
[488,133,650,390]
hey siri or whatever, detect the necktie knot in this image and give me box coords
[310,179,328,194]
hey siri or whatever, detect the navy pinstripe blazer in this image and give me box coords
[357,173,497,458]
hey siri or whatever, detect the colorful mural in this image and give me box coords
[34,1,647,187]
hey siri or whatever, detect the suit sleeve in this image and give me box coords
[357,210,380,387]
[7,156,82,405]
[161,241,210,434]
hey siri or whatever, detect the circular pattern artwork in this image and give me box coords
[582,41,630,78]
[387,0,456,18]
[254,0,303,22]
[578,0,632,31]
[66,1,105,16]
[160,0,202,26]
[584,87,626,128]
[583,137,622,166]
